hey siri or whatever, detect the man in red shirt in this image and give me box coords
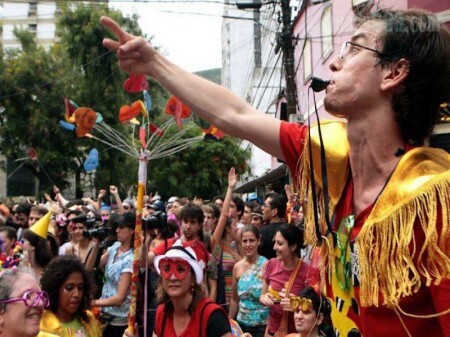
[102,7,450,336]
[149,203,209,280]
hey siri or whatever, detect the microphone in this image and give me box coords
[310,77,330,92]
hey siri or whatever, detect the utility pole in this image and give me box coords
[277,0,298,116]
[253,8,262,68]
[237,0,298,114]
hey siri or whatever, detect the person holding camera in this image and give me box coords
[90,212,135,337]
[66,213,96,265]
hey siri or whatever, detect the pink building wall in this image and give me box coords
[408,0,450,12]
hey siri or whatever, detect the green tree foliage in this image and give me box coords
[0,3,166,198]
[0,3,250,200]
[147,125,250,200]
[0,28,78,196]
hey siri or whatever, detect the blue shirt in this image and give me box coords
[101,241,133,320]
[237,255,269,327]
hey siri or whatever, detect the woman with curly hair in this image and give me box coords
[40,255,102,337]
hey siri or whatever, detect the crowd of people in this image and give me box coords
[0,170,316,337]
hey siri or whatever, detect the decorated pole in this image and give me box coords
[128,151,149,333]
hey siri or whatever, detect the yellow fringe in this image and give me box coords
[296,121,450,309]
[297,134,336,285]
[357,172,450,308]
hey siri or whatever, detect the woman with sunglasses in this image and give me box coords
[259,224,308,336]
[286,286,333,337]
[0,267,51,337]
[40,255,102,337]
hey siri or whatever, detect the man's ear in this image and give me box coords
[271,207,278,217]
[316,312,324,326]
[380,58,410,92]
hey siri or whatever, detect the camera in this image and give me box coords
[71,214,100,228]
[143,211,166,231]
[83,226,113,240]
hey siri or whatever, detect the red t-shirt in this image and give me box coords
[153,237,210,272]
[155,298,229,337]
[280,121,450,337]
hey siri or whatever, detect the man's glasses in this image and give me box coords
[123,205,130,210]
[339,41,387,60]
[0,290,50,308]
[159,258,191,280]
[290,296,313,312]
[335,214,355,292]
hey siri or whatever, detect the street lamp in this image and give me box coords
[235,0,262,10]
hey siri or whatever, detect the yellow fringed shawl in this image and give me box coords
[298,120,450,309]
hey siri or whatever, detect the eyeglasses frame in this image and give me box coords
[339,41,388,61]
[0,290,50,308]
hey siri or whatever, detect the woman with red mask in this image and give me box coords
[153,246,232,337]
[125,245,233,337]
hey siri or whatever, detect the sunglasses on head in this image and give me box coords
[158,258,191,280]
[290,296,313,312]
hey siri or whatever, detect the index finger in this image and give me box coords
[100,16,130,43]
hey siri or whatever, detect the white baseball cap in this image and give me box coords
[153,245,203,284]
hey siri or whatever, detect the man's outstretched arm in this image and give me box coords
[100,16,284,161]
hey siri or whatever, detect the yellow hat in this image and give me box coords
[30,211,51,239]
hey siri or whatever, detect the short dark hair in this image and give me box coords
[180,203,204,224]
[356,8,450,144]
[267,193,287,219]
[15,203,31,216]
[41,255,94,323]
[0,226,17,242]
[212,196,224,203]
[276,223,304,257]
[30,205,48,216]
[66,209,83,218]
[232,195,245,219]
